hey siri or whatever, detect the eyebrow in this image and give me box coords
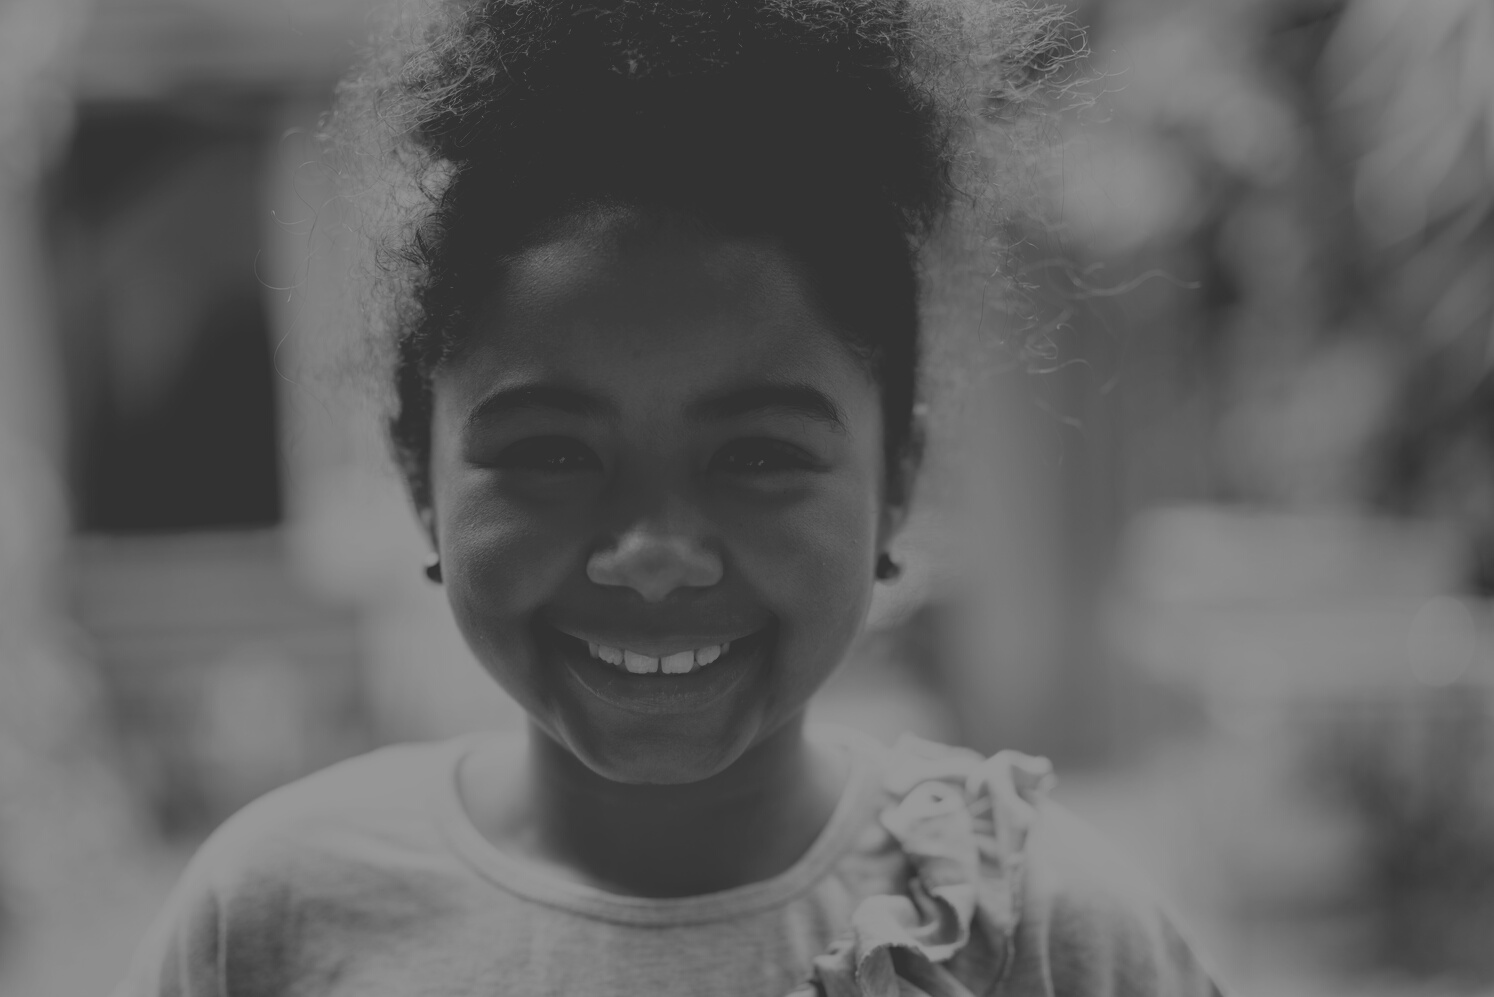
[465,381,847,432]
[688,383,847,432]
[466,385,614,427]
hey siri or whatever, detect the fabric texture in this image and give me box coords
[791,737,1056,997]
[112,726,1225,997]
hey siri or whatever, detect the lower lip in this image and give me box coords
[542,627,763,717]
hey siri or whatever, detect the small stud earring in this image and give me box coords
[875,552,902,581]
[423,556,443,584]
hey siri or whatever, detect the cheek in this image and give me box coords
[437,470,587,636]
[724,479,881,657]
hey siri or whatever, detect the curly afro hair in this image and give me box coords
[329,0,1080,511]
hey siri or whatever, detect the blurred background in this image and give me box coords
[1,0,1492,994]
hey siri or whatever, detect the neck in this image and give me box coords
[485,715,847,897]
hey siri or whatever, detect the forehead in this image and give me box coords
[444,213,873,398]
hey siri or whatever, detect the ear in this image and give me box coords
[417,502,439,555]
[872,499,908,562]
[877,404,925,551]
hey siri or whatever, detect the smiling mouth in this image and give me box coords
[543,625,761,677]
[585,639,731,675]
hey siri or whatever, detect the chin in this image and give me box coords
[561,716,762,786]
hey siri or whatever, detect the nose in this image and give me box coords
[586,527,724,603]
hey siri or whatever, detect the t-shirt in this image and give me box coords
[112,726,1224,996]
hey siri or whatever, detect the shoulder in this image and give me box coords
[178,739,458,891]
[113,739,474,997]
[208,739,459,855]
[1007,800,1224,996]
[802,732,1224,997]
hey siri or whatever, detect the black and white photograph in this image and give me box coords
[0,0,1491,994]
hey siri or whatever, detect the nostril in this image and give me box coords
[587,533,723,599]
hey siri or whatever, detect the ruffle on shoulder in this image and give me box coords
[789,736,1055,997]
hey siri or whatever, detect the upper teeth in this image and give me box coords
[587,641,731,675]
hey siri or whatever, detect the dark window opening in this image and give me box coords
[50,101,282,532]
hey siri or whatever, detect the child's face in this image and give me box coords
[426,212,897,784]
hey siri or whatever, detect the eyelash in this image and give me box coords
[709,438,820,475]
[494,436,603,472]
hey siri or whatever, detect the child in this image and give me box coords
[115,1,1224,994]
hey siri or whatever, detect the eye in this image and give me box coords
[495,436,603,472]
[710,438,821,475]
